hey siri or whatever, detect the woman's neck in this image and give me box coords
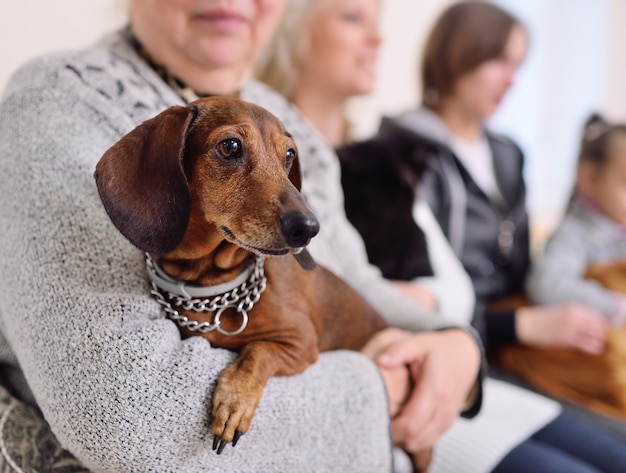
[131,27,247,97]
[292,85,348,148]
[435,99,483,141]
[168,61,249,97]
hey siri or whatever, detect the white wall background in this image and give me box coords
[487,0,625,239]
[0,0,126,86]
[2,0,625,238]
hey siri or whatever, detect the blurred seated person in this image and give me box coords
[257,1,626,472]
[0,0,484,471]
[527,114,626,325]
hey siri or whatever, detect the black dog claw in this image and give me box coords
[217,439,227,455]
[212,435,220,451]
[232,430,242,447]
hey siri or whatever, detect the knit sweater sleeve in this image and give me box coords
[526,216,623,318]
[0,66,392,472]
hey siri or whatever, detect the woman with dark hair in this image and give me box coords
[342,0,608,362]
[339,2,626,472]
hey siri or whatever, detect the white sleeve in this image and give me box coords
[412,198,476,325]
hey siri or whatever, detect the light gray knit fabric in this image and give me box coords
[0,30,395,472]
[527,196,626,318]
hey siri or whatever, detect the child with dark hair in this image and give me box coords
[527,114,626,324]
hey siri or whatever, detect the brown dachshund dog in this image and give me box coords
[94,96,390,451]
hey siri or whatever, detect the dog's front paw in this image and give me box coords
[210,370,263,454]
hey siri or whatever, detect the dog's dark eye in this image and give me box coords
[285,148,296,170]
[217,138,242,159]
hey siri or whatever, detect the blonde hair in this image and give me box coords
[253,0,320,100]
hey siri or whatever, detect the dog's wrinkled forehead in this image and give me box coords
[192,97,288,138]
[182,97,301,189]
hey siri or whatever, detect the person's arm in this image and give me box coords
[242,80,484,433]
[527,219,625,319]
[297,143,486,417]
[483,307,518,346]
[0,79,393,472]
[241,82,448,332]
[410,198,476,324]
[482,302,608,356]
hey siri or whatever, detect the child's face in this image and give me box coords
[582,136,626,226]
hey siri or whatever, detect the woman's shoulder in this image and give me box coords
[485,129,524,157]
[240,81,291,113]
[543,207,598,254]
[240,81,311,139]
[2,29,178,133]
[341,118,411,156]
[3,31,117,97]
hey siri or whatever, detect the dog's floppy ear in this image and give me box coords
[288,151,303,191]
[94,105,198,255]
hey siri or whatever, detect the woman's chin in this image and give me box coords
[195,38,252,69]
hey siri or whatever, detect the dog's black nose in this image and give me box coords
[279,211,320,248]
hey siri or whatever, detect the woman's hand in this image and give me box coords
[372,329,480,453]
[361,328,412,417]
[516,303,609,354]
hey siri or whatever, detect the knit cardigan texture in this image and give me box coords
[0,30,403,472]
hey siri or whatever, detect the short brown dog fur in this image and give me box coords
[94,96,390,450]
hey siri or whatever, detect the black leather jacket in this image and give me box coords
[339,113,530,346]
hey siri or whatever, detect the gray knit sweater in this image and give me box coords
[0,30,407,472]
[527,196,626,318]
[0,26,479,472]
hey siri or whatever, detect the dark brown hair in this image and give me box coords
[566,113,626,208]
[578,113,626,169]
[421,1,522,106]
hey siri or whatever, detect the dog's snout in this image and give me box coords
[279,211,320,248]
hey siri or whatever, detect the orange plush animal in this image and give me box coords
[499,260,626,419]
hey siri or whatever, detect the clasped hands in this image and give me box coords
[361,327,480,454]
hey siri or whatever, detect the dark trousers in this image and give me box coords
[492,413,626,473]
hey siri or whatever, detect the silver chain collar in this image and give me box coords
[146,254,267,336]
